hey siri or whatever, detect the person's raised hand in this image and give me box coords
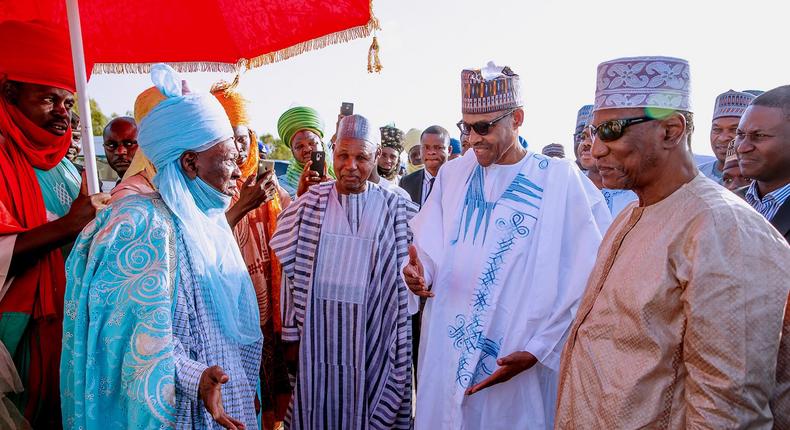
[403,244,433,298]
[199,366,245,430]
[296,160,328,197]
[65,172,110,232]
[464,351,538,396]
[235,170,275,214]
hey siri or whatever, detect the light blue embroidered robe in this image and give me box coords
[61,194,261,429]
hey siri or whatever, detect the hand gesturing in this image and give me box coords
[403,244,433,298]
[465,351,538,396]
[199,366,245,430]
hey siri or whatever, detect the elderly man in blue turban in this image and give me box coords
[60,65,262,430]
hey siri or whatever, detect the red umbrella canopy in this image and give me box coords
[0,0,378,73]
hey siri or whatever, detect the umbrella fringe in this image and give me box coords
[91,12,381,74]
[247,15,380,69]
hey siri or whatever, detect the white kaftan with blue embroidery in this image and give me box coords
[409,150,611,429]
[601,188,638,217]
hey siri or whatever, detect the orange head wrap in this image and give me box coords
[122,86,168,181]
[133,86,168,124]
[211,79,258,178]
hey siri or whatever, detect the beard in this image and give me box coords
[378,164,399,180]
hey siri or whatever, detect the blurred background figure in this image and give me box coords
[722,140,751,191]
[449,137,462,160]
[699,90,755,185]
[66,112,81,163]
[404,127,423,174]
[542,143,565,158]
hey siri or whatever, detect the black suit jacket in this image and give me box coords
[771,199,790,243]
[399,169,425,207]
[736,186,790,243]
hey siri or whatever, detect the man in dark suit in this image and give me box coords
[399,125,451,208]
[735,85,790,429]
[736,85,790,242]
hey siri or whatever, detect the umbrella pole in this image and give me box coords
[66,0,100,195]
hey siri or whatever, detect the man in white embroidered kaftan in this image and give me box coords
[402,62,611,429]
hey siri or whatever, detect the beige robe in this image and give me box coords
[555,174,790,429]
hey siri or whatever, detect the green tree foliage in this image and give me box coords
[261,133,292,160]
[73,97,109,136]
[89,99,108,135]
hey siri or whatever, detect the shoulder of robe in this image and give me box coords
[93,193,174,240]
[283,181,333,217]
[301,180,333,203]
[679,178,787,248]
[376,184,418,217]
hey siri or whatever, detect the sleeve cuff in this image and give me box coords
[282,325,300,342]
[174,354,208,402]
[524,338,561,372]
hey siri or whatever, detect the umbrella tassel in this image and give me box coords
[367,36,382,73]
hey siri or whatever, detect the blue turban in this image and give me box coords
[139,64,260,345]
[449,138,462,155]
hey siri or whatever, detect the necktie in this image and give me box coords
[426,177,435,200]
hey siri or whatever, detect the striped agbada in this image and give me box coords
[270,181,417,430]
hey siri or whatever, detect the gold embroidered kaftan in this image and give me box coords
[556,174,790,429]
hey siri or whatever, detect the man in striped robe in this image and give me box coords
[271,114,418,430]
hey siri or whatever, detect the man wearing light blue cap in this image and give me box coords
[61,65,262,430]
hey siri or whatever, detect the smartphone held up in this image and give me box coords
[310,151,326,176]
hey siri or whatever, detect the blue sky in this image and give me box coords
[85,0,790,156]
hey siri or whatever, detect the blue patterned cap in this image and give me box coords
[594,56,691,112]
[712,90,756,119]
[575,104,594,132]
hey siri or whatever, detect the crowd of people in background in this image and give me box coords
[0,20,789,430]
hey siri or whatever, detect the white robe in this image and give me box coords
[409,150,611,429]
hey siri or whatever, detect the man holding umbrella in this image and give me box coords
[0,20,109,428]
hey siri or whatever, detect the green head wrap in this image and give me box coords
[277,106,324,148]
[277,106,335,193]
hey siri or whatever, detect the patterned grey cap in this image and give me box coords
[712,90,756,119]
[594,56,691,112]
[336,114,380,147]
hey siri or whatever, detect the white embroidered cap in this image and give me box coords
[594,56,691,112]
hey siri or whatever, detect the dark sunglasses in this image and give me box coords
[573,130,589,145]
[103,140,138,151]
[587,117,656,142]
[456,109,516,136]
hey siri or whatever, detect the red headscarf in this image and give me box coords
[0,20,77,319]
[0,20,77,93]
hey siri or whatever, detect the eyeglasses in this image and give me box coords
[456,109,516,136]
[573,129,591,145]
[587,117,656,142]
[103,140,138,151]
